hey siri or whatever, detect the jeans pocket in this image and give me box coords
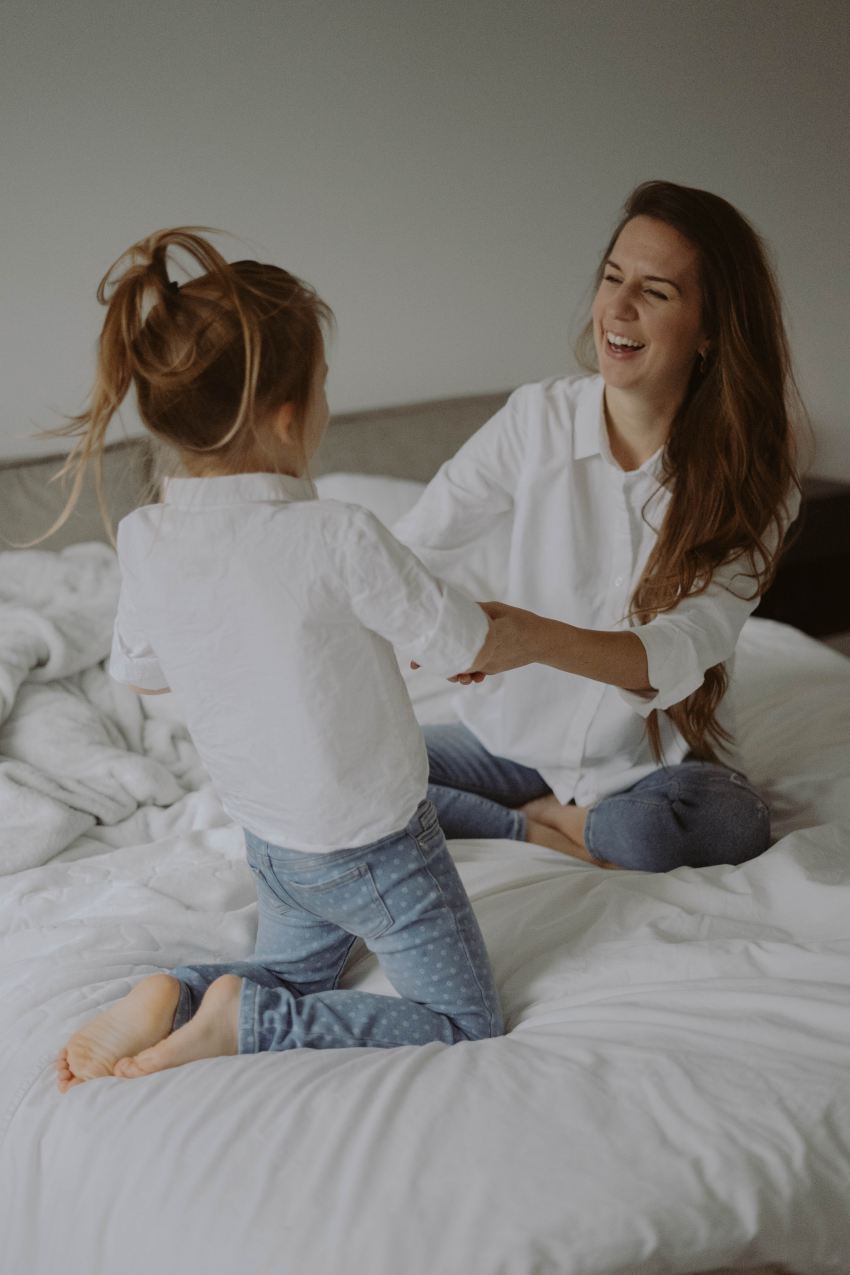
[284,863,394,940]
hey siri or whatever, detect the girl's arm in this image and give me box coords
[109,572,170,694]
[333,505,491,678]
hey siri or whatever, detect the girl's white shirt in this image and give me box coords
[393,373,797,806]
[109,473,488,851]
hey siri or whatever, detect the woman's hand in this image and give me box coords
[471,601,550,673]
[430,601,548,684]
[408,603,541,685]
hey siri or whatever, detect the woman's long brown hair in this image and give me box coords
[36,227,333,543]
[577,181,806,762]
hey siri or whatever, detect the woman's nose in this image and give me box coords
[609,285,639,320]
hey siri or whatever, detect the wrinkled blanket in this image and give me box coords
[0,544,205,872]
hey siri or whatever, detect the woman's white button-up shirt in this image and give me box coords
[394,374,793,806]
[109,473,488,851]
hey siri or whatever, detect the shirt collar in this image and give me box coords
[573,374,664,481]
[573,374,606,461]
[162,472,318,508]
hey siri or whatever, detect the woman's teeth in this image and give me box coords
[606,332,645,350]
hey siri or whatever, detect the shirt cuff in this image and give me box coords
[398,586,490,678]
[108,651,169,690]
[109,626,168,691]
[616,622,704,718]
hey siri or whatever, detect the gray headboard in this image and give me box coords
[0,389,508,551]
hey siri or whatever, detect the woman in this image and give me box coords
[394,180,804,872]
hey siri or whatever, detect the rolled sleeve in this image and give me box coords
[334,505,490,677]
[108,587,168,690]
[618,615,713,717]
[618,572,756,717]
[398,578,490,676]
[617,505,796,718]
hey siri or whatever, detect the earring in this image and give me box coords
[698,348,708,373]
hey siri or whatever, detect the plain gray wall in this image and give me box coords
[2,0,848,474]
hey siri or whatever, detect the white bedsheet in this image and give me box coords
[1,540,849,1275]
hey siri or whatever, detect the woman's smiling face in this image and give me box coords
[591,215,709,405]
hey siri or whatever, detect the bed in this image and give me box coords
[1,392,849,1275]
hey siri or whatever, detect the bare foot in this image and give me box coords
[114,974,241,1078]
[56,973,181,1093]
[524,794,588,841]
[523,798,616,868]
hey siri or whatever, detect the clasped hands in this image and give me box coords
[410,601,544,685]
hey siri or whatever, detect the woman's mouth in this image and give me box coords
[603,330,645,359]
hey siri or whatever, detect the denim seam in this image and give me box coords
[431,778,528,802]
[262,808,429,866]
[602,796,688,811]
[172,980,194,1032]
[435,785,527,841]
[410,834,498,1037]
[238,979,259,1054]
[332,936,360,990]
[602,791,768,814]
[581,806,607,863]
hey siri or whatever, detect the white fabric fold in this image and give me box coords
[0,544,203,872]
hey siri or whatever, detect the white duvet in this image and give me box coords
[1,510,850,1275]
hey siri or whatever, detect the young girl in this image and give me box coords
[395,180,805,872]
[54,228,525,1091]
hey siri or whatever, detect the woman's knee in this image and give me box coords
[585,766,771,871]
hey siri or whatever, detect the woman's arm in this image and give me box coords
[392,393,526,599]
[469,601,652,692]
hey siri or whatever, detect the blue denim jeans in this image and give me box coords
[170,799,503,1052]
[424,722,771,872]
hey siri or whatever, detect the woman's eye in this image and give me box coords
[603,274,622,285]
[645,288,668,300]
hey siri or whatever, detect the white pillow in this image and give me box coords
[314,472,426,528]
[731,618,850,839]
